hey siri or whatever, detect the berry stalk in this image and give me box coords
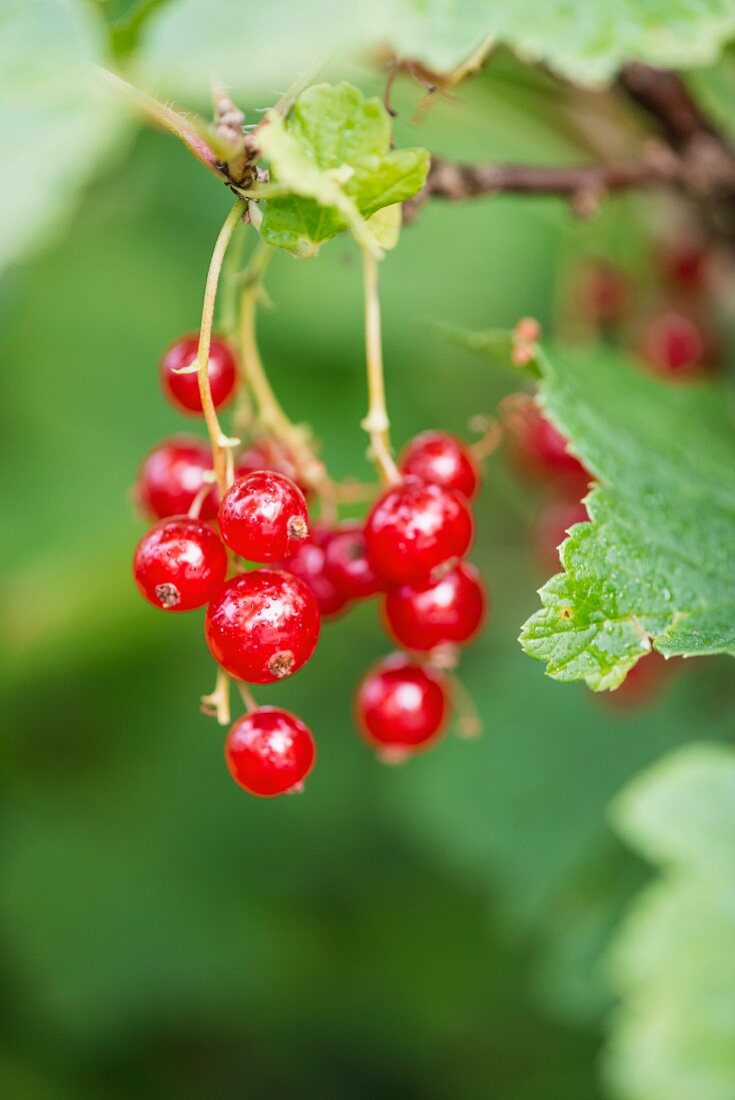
[361,247,399,486]
[194,198,247,494]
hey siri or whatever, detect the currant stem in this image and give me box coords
[237,682,258,713]
[201,667,231,726]
[196,198,247,495]
[361,247,400,486]
[236,242,327,491]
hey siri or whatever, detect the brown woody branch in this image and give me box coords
[404,63,735,239]
[404,146,682,220]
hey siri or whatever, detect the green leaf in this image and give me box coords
[0,0,125,275]
[256,83,428,257]
[388,0,735,86]
[605,743,735,1100]
[451,334,735,689]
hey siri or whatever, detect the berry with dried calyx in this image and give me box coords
[133,517,227,611]
[219,470,309,562]
[205,569,320,683]
[324,521,381,600]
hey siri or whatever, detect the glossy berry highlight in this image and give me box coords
[225,707,315,796]
[356,654,450,761]
[136,437,217,520]
[205,569,320,683]
[365,479,473,585]
[324,521,381,600]
[384,562,486,652]
[133,517,227,611]
[399,431,480,500]
[160,333,237,414]
[219,470,308,562]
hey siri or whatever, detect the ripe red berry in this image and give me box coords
[600,651,671,709]
[205,569,320,683]
[532,494,589,574]
[279,526,351,618]
[136,437,217,520]
[398,431,480,500]
[133,517,227,611]
[160,333,237,414]
[218,471,308,562]
[510,400,588,483]
[660,235,706,287]
[578,261,629,324]
[365,479,473,585]
[383,562,486,652]
[235,440,308,496]
[642,311,706,377]
[225,707,315,796]
[355,654,450,761]
[324,521,381,600]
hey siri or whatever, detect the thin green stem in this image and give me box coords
[360,247,399,485]
[195,199,247,494]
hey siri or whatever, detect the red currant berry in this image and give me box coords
[225,707,315,796]
[600,651,671,709]
[133,517,227,611]
[355,654,450,761]
[383,562,486,652]
[235,440,308,497]
[642,311,706,378]
[279,526,351,619]
[398,431,480,500]
[324,521,381,600]
[510,399,588,482]
[160,333,237,414]
[218,471,308,562]
[532,494,589,574]
[365,479,473,585]
[136,437,217,520]
[578,261,629,324]
[205,569,320,683]
[660,235,706,287]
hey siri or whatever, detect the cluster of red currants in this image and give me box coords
[132,335,487,797]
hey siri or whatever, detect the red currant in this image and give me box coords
[642,311,706,377]
[600,651,670,709]
[510,399,588,482]
[133,517,227,611]
[365,479,473,585]
[398,431,480,500]
[660,235,706,287]
[383,562,486,652]
[218,471,308,562]
[205,569,320,683]
[160,333,237,414]
[225,707,315,796]
[355,654,450,761]
[578,261,629,324]
[324,521,381,600]
[235,440,308,497]
[279,526,351,619]
[532,494,589,574]
[136,437,217,520]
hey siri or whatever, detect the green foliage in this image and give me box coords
[605,743,735,1100]
[390,0,735,84]
[447,331,735,689]
[257,83,428,257]
[0,0,125,276]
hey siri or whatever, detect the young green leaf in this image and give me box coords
[605,743,735,1100]
[255,83,428,257]
[447,331,735,689]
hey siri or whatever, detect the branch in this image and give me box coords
[404,148,681,220]
[619,62,735,200]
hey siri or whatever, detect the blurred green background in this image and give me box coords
[2,16,735,1096]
